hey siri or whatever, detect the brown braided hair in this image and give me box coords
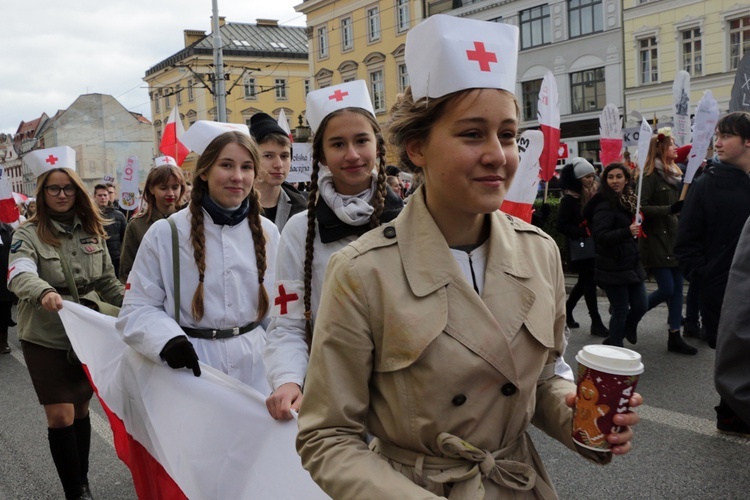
[303,108,388,346]
[188,131,269,322]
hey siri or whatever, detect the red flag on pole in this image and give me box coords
[537,71,560,183]
[159,107,189,166]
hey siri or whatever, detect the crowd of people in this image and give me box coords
[2,13,749,500]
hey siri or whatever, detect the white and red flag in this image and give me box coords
[0,167,19,224]
[634,115,652,224]
[159,107,189,166]
[684,90,719,184]
[277,109,293,143]
[58,302,328,500]
[537,71,560,183]
[599,104,623,167]
[501,130,544,223]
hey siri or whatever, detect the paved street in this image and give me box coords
[1,295,748,499]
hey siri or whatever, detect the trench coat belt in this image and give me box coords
[373,433,557,500]
[55,283,96,297]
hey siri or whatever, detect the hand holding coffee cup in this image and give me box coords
[570,345,644,454]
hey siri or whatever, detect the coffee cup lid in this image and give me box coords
[576,345,644,376]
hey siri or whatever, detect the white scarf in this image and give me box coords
[317,165,378,226]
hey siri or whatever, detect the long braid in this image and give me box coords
[188,198,207,322]
[247,189,269,321]
[302,160,321,350]
[369,136,388,228]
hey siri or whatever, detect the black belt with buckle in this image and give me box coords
[182,320,261,340]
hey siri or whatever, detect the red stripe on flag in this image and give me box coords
[539,124,561,182]
[159,123,190,167]
[81,365,188,500]
[0,198,20,224]
[500,200,534,224]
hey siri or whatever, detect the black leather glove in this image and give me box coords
[160,336,201,377]
[669,200,684,215]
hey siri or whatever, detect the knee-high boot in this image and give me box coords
[74,415,91,488]
[590,313,609,337]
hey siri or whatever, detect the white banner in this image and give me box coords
[288,143,313,183]
[684,90,720,184]
[118,156,141,210]
[58,302,328,500]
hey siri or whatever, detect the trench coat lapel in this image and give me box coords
[395,189,534,386]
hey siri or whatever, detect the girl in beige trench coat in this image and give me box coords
[296,15,642,500]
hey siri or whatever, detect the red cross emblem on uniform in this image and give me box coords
[275,284,299,315]
[466,41,497,72]
[329,90,349,102]
[45,154,60,165]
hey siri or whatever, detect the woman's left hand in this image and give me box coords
[566,392,643,456]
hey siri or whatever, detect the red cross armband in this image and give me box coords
[271,280,305,319]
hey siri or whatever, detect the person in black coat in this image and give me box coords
[0,222,15,354]
[557,158,608,337]
[674,111,750,436]
[583,162,647,347]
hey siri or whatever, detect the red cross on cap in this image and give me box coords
[45,155,59,165]
[466,41,498,72]
[328,90,349,102]
[274,284,299,315]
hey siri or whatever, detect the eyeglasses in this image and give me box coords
[45,185,77,197]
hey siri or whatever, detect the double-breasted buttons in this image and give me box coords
[383,226,396,239]
[501,383,517,396]
[451,394,467,406]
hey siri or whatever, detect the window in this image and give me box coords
[368,7,381,42]
[396,0,410,33]
[570,68,605,113]
[370,70,385,113]
[304,79,310,96]
[275,79,287,100]
[165,92,171,109]
[341,17,353,51]
[244,78,257,100]
[578,140,600,165]
[639,37,658,84]
[153,91,160,113]
[175,84,182,105]
[729,16,750,70]
[398,63,409,93]
[187,80,194,102]
[568,0,602,38]
[317,26,328,59]
[681,28,702,76]
[522,79,543,121]
[520,5,551,49]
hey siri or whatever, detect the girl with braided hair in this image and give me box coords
[264,81,403,420]
[117,121,279,396]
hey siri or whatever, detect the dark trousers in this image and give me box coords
[647,267,684,331]
[567,264,600,318]
[684,278,702,325]
[602,282,647,345]
[700,281,727,349]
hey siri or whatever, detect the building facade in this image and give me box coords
[36,94,153,193]
[296,0,424,128]
[144,18,309,169]
[623,0,750,127]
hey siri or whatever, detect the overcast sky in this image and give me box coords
[1,0,305,135]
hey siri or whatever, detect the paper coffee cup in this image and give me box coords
[572,345,644,452]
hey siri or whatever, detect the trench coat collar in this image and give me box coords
[395,186,533,298]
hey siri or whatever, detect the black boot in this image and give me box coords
[668,329,698,355]
[683,320,702,339]
[625,326,638,345]
[48,425,83,500]
[566,301,580,328]
[0,327,9,354]
[590,314,609,337]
